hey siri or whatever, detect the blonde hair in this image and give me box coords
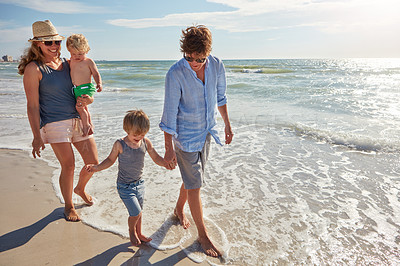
[66,34,90,53]
[123,110,150,135]
[18,42,58,75]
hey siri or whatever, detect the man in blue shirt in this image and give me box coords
[160,25,233,257]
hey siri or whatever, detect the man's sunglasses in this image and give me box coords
[184,54,207,63]
[43,40,62,46]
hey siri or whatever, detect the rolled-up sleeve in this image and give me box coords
[216,60,227,106]
[159,69,181,138]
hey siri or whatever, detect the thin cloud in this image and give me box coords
[0,0,108,14]
[106,0,312,32]
[207,0,310,15]
[106,0,400,34]
[0,26,31,43]
[107,11,259,32]
[107,9,279,33]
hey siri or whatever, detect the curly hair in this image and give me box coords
[66,34,91,53]
[18,42,57,75]
[180,25,212,56]
[123,109,150,135]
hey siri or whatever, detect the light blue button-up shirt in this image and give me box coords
[159,55,227,152]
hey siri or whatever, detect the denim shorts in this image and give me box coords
[40,118,93,144]
[175,134,211,190]
[117,179,145,217]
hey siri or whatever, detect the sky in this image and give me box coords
[0,0,399,60]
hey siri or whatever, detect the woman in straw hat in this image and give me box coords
[18,20,98,222]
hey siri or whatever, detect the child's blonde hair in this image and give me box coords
[123,110,150,135]
[66,34,90,53]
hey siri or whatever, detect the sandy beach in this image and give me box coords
[0,149,207,265]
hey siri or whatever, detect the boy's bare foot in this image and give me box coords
[129,231,141,246]
[74,187,94,206]
[174,208,190,229]
[198,236,221,257]
[64,207,80,222]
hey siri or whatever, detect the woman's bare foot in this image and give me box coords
[74,187,94,206]
[174,208,190,229]
[198,236,221,257]
[64,207,80,222]
[129,231,141,246]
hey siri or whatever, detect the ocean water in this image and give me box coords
[1,58,399,265]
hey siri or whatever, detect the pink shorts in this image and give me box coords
[40,118,93,144]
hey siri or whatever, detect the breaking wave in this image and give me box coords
[288,123,400,153]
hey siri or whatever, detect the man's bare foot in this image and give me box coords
[174,208,190,229]
[198,236,221,257]
[129,231,141,246]
[64,207,80,222]
[74,187,94,206]
[138,234,152,243]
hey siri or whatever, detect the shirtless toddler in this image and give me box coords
[67,34,102,136]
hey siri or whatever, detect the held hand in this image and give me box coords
[225,125,234,144]
[164,148,177,170]
[162,159,170,170]
[32,137,45,158]
[96,83,103,92]
[84,164,97,173]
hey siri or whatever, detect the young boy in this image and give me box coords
[67,34,102,136]
[85,110,168,246]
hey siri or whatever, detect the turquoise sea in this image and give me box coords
[0,58,399,264]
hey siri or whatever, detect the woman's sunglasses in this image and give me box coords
[184,54,207,63]
[43,40,62,46]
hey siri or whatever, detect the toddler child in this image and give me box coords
[67,33,102,136]
[85,110,168,246]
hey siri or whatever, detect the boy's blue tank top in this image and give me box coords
[35,58,78,128]
[117,138,147,184]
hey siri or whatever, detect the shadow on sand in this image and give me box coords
[75,215,188,265]
[0,207,64,252]
[74,242,194,266]
[74,215,222,265]
[0,204,90,253]
[0,208,223,265]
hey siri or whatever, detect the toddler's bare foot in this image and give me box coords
[198,236,221,257]
[82,124,92,136]
[129,231,141,246]
[174,208,190,229]
[74,187,94,206]
[64,207,80,222]
[89,122,94,134]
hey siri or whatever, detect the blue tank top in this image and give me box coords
[117,138,147,184]
[35,58,78,128]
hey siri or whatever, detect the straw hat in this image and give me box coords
[28,20,65,42]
